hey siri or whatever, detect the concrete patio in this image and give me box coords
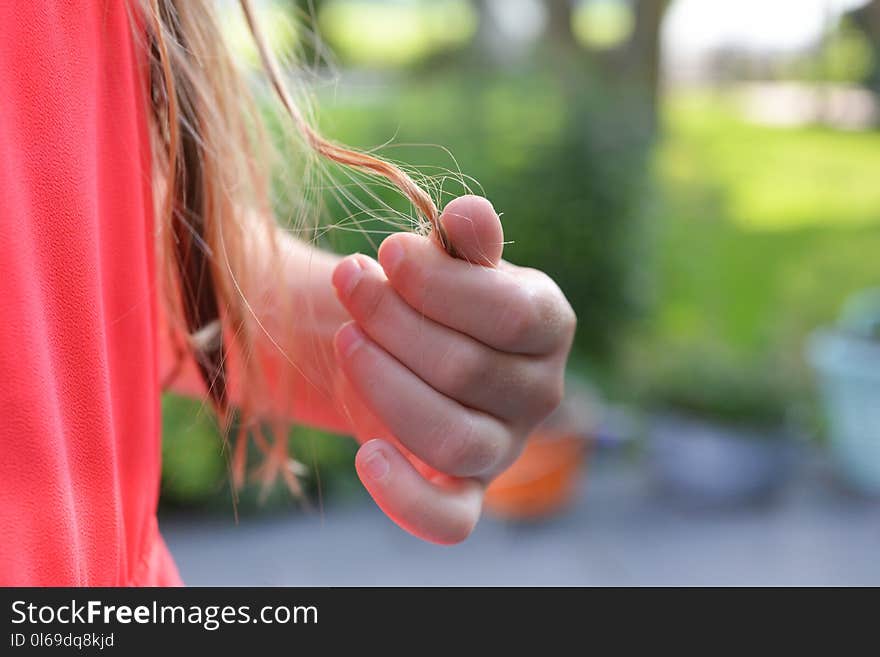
[161,451,880,586]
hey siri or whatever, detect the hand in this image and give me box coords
[331,195,576,544]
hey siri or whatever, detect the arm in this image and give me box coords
[159,229,354,435]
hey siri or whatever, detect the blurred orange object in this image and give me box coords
[485,431,589,520]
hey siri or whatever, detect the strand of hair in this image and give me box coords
[237,0,452,252]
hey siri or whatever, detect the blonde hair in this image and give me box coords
[142,0,443,492]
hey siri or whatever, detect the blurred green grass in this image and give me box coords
[661,92,880,230]
[630,91,880,416]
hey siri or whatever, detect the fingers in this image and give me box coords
[436,195,504,266]
[378,233,574,355]
[355,439,484,545]
[333,321,512,478]
[331,195,575,545]
[332,254,560,421]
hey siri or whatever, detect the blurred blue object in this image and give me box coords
[808,288,880,495]
[648,414,792,507]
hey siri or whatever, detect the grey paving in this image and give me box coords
[161,451,880,586]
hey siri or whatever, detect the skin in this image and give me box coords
[165,195,576,545]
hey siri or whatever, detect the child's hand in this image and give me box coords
[331,195,575,544]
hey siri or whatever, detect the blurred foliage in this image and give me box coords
[318,0,477,67]
[630,341,790,430]
[161,395,228,503]
[573,0,635,51]
[160,394,359,509]
[786,18,875,86]
[219,0,301,68]
[821,19,875,85]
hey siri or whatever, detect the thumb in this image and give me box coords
[435,195,504,267]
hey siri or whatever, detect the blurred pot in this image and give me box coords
[648,414,792,507]
[484,378,596,520]
[808,329,880,495]
[485,431,589,520]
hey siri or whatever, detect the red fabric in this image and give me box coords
[0,1,181,586]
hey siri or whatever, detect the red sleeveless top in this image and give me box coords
[0,1,181,585]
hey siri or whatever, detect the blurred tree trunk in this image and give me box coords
[860,0,880,32]
[545,0,577,51]
[621,0,671,133]
[472,0,499,60]
[849,0,880,95]
[473,0,578,61]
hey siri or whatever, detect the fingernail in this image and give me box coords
[332,256,364,299]
[361,448,389,481]
[335,322,364,359]
[380,239,405,276]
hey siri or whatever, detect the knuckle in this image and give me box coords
[434,415,500,478]
[524,369,565,420]
[562,302,577,339]
[497,288,539,350]
[538,375,566,418]
[550,285,577,343]
[518,270,577,351]
[433,343,487,397]
[533,274,574,333]
[392,250,431,305]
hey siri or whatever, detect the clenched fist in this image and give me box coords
[331,196,576,544]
